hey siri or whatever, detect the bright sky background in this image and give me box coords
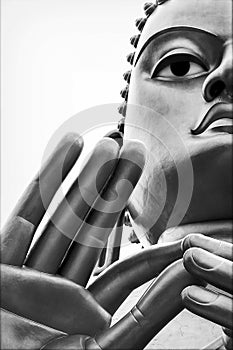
[1,0,145,224]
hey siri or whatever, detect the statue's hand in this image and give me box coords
[181,234,233,330]
[0,132,146,349]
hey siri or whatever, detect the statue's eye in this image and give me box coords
[151,53,209,80]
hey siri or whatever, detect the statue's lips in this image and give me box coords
[191,103,233,135]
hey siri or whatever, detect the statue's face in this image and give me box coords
[124,0,232,244]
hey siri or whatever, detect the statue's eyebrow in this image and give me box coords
[134,26,220,67]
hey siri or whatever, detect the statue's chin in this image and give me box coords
[128,135,232,245]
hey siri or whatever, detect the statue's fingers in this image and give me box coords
[44,260,206,350]
[1,264,111,336]
[88,240,182,315]
[87,260,205,350]
[25,138,120,273]
[183,247,233,294]
[58,140,146,286]
[182,234,233,261]
[1,133,83,266]
[182,286,233,329]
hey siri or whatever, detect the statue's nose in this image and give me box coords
[202,42,233,102]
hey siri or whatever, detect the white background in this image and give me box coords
[1,0,145,224]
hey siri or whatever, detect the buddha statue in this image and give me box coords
[121,0,232,246]
[1,0,232,349]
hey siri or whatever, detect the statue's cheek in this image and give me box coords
[127,71,206,136]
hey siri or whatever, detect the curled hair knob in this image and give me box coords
[130,35,140,48]
[123,70,132,84]
[120,86,129,100]
[143,2,157,17]
[118,102,127,117]
[126,52,135,65]
[135,18,147,32]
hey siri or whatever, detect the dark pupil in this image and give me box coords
[170,61,190,76]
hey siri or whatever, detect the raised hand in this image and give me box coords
[2,132,231,350]
[1,132,146,349]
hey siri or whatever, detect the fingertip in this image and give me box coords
[95,137,120,157]
[181,285,203,303]
[183,247,203,274]
[181,233,205,253]
[183,247,194,268]
[104,129,123,147]
[182,285,219,305]
[120,139,147,170]
[40,133,84,178]
[181,286,191,303]
[59,132,84,151]
[60,134,84,179]
[86,138,120,179]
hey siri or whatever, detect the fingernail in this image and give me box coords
[191,249,224,270]
[181,234,223,257]
[181,233,204,252]
[183,286,219,304]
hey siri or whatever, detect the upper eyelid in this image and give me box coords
[151,49,210,76]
